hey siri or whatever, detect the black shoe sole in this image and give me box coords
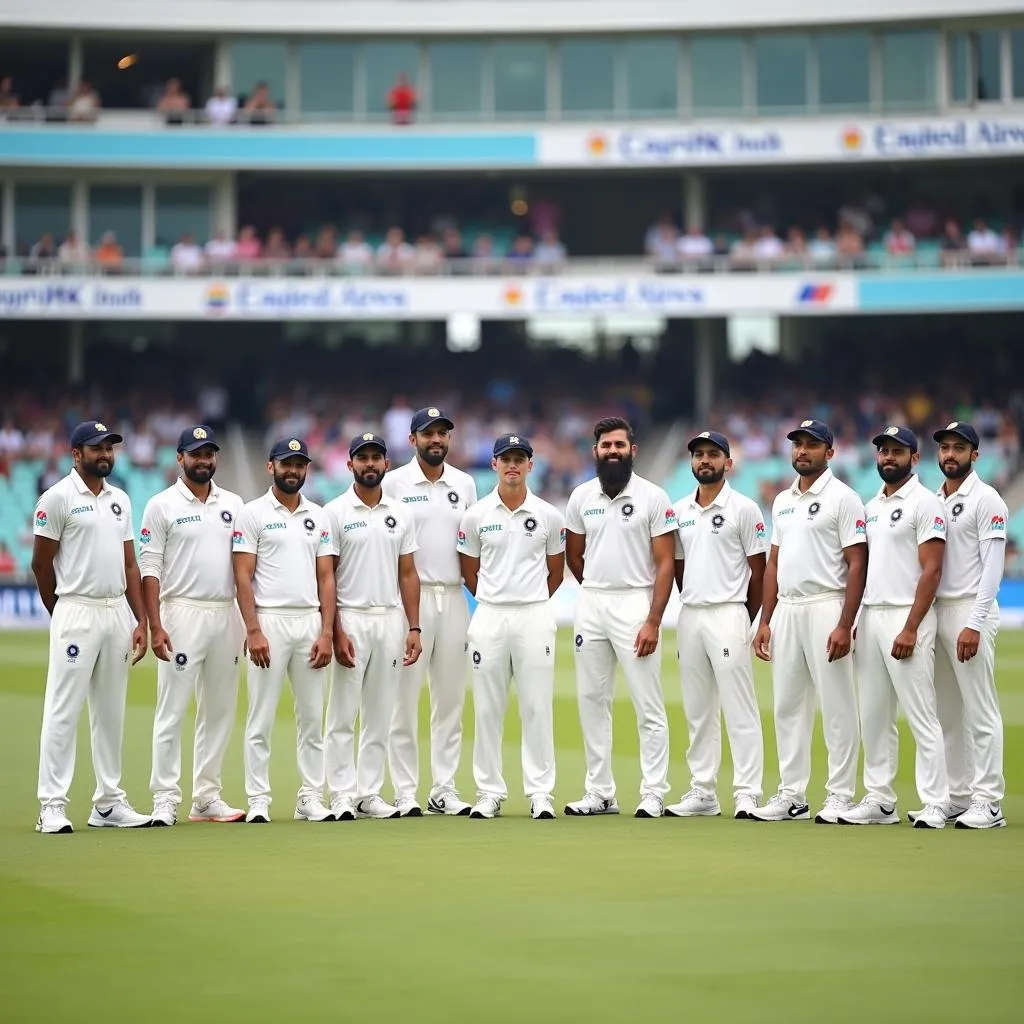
[151,820,171,828]
[334,812,356,821]
[634,810,661,818]
[401,807,424,817]
[247,816,270,824]
[533,811,556,819]
[37,825,74,834]
[814,816,836,824]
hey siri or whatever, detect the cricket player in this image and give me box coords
[841,425,950,829]
[141,426,245,826]
[384,407,477,816]
[324,433,422,821]
[668,431,767,819]
[31,421,151,833]
[233,438,336,824]
[924,422,1007,829]
[457,434,565,820]
[751,420,866,824]
[564,417,676,819]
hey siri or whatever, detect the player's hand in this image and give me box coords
[404,630,422,667]
[634,619,659,658]
[247,627,271,669]
[151,626,173,662]
[131,624,148,665]
[334,629,356,668]
[826,625,852,663]
[891,628,917,661]
[309,632,332,669]
[956,627,981,663]
[753,623,772,662]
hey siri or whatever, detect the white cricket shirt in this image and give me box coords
[771,469,866,599]
[674,481,767,606]
[383,457,476,585]
[139,479,244,603]
[565,474,678,590]
[33,470,133,599]
[324,486,418,610]
[936,472,1007,600]
[863,475,946,607]
[458,488,565,605]
[233,488,332,610]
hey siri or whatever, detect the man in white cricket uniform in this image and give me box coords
[384,407,477,817]
[31,421,151,833]
[141,426,245,826]
[668,431,767,820]
[842,425,950,830]
[564,417,677,819]
[233,438,336,824]
[926,421,1007,829]
[457,434,565,820]
[324,433,422,821]
[751,420,867,824]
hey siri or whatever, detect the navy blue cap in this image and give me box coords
[787,419,834,448]
[177,425,220,453]
[933,421,979,449]
[70,420,123,449]
[349,433,387,457]
[410,406,455,433]
[872,425,919,452]
[687,431,730,457]
[493,433,533,458]
[269,437,312,462]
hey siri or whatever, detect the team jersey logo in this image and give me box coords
[622,503,635,518]
[111,502,123,517]
[384,515,397,531]
[890,509,903,525]
[457,530,467,546]
[232,529,243,544]
[320,529,330,543]
[559,527,566,545]
[991,514,1006,531]
[711,513,725,534]
[220,510,233,524]
[855,519,866,535]
[140,528,151,544]
[807,502,821,518]
[663,507,676,525]
[303,517,315,533]
[574,633,584,650]
[524,516,538,534]
[755,521,766,538]
[472,650,482,666]
[66,643,79,662]
[35,509,47,528]
[951,502,964,520]
[174,652,189,670]
[447,490,460,506]
[933,516,945,532]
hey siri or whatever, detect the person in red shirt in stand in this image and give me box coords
[388,73,417,126]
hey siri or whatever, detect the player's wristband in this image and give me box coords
[408,626,422,633]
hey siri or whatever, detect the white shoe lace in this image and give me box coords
[683,789,707,805]
[923,804,945,820]
[968,796,992,814]
[766,794,789,810]
[822,795,846,811]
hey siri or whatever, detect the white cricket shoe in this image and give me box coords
[151,800,177,827]
[837,798,900,825]
[426,789,472,816]
[912,804,947,830]
[189,798,244,823]
[396,796,424,818]
[330,796,356,821]
[246,801,271,824]
[469,796,502,819]
[88,799,151,829]
[664,789,721,818]
[734,795,758,820]
[356,795,401,819]
[908,801,968,825]
[954,798,1006,830]
[36,804,73,834]
[294,795,335,822]
[749,794,810,821]
[814,795,854,825]
[635,795,664,818]
[564,792,620,816]
[531,796,556,820]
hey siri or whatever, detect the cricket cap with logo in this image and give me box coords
[349,432,387,457]
[687,430,730,457]
[872,424,919,451]
[70,420,123,449]
[410,406,455,433]
[177,425,220,453]
[269,437,312,462]
[932,420,980,449]
[787,419,834,448]
[493,433,534,457]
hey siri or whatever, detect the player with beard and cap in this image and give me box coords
[140,426,245,826]
[666,431,768,820]
[323,434,422,821]
[563,417,677,819]
[920,422,1008,829]
[750,419,867,825]
[383,408,477,817]
[233,438,336,824]
[841,425,950,830]
[31,421,151,833]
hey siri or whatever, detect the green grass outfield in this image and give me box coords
[1,628,1023,1023]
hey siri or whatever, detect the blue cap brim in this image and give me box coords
[687,437,728,455]
[872,433,916,450]
[932,428,977,447]
[76,431,123,448]
[178,441,220,453]
[787,429,830,445]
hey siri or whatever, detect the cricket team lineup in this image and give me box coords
[30,408,1007,833]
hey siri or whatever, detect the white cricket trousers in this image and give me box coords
[388,584,470,801]
[677,603,763,800]
[574,588,670,800]
[38,595,133,808]
[243,608,327,807]
[150,599,244,808]
[468,602,556,801]
[771,593,859,803]
[325,607,405,802]
[933,600,1003,803]
[855,605,949,807]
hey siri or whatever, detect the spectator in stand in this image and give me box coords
[387,72,417,125]
[1003,227,1020,265]
[36,456,63,494]
[233,225,262,260]
[940,218,968,267]
[752,224,785,263]
[68,80,100,122]
[58,230,90,267]
[205,228,236,265]
[338,230,374,273]
[170,233,205,274]
[47,78,70,121]
[905,199,938,240]
[242,81,276,124]
[29,234,58,265]
[712,235,731,259]
[382,395,415,452]
[644,213,677,257]
[730,227,759,270]
[440,227,467,261]
[414,235,445,274]
[677,224,713,265]
[205,85,238,126]
[94,231,124,270]
[506,234,534,270]
[127,424,158,468]
[533,229,567,273]
[157,78,191,123]
[293,235,313,260]
[967,218,1005,265]
[263,227,291,261]
[314,225,338,260]
[786,227,808,263]
[883,218,916,257]
[808,226,836,264]
[835,221,865,267]
[0,75,19,110]
[376,226,415,274]
[646,220,679,269]
[0,418,25,458]
[0,542,15,577]
[472,234,499,275]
